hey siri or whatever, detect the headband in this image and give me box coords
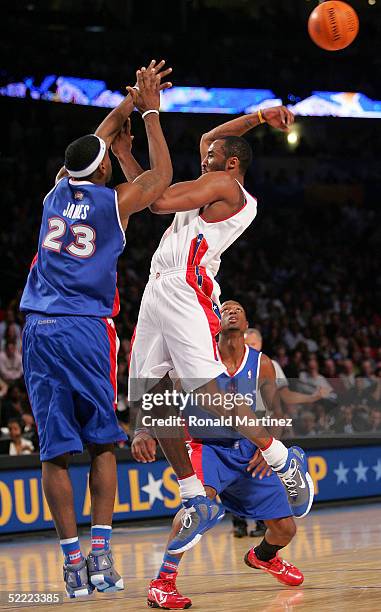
[66,135,106,178]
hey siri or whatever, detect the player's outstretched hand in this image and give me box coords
[111,118,134,157]
[246,448,272,479]
[127,59,172,114]
[262,106,294,132]
[131,431,157,463]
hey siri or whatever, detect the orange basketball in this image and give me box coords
[308,1,359,51]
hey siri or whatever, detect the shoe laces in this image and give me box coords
[281,459,298,497]
[271,555,294,571]
[180,506,196,530]
[156,578,177,594]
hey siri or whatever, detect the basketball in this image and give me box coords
[308,1,359,51]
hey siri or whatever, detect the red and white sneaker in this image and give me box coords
[147,572,192,609]
[244,548,304,586]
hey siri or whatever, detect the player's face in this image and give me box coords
[201,141,227,174]
[220,301,248,332]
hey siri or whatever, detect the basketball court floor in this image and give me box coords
[1,503,380,611]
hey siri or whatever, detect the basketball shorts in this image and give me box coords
[128,267,225,400]
[22,314,127,461]
[188,437,292,520]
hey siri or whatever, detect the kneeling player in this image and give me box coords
[132,301,304,609]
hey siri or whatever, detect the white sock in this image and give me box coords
[178,474,206,501]
[261,439,288,470]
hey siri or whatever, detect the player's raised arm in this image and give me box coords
[55,84,134,184]
[199,106,294,159]
[111,118,144,183]
[96,59,171,149]
[114,65,173,225]
[54,60,171,184]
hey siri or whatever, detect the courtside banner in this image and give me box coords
[0,460,180,534]
[0,446,380,534]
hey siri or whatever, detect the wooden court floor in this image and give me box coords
[1,503,380,612]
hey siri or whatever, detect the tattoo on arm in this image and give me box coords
[134,170,165,196]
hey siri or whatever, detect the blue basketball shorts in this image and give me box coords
[188,437,292,520]
[22,314,127,461]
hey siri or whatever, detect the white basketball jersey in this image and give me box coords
[150,180,257,282]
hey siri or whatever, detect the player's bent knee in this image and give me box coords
[87,443,115,457]
[266,516,296,541]
[42,454,70,469]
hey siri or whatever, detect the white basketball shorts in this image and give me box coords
[128,267,225,399]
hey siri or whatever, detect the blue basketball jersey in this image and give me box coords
[20,178,125,317]
[185,346,261,441]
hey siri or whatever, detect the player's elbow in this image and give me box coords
[200,132,211,146]
[149,201,163,214]
[149,198,170,214]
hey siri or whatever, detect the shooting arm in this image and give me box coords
[200,106,293,158]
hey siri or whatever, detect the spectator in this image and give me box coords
[0,308,22,348]
[296,411,319,437]
[334,406,369,434]
[339,359,356,390]
[0,341,23,383]
[7,418,34,455]
[368,408,381,433]
[1,385,27,427]
[299,357,335,399]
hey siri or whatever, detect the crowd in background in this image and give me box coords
[1,0,381,453]
[1,94,381,456]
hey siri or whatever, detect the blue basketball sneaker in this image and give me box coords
[167,496,225,554]
[275,446,314,518]
[87,549,124,592]
[63,558,93,598]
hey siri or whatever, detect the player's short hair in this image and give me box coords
[221,300,249,321]
[218,135,253,174]
[64,134,104,179]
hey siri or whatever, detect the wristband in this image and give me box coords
[257,108,266,124]
[142,109,159,119]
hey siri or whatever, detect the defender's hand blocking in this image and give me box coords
[111,119,134,157]
[127,59,172,114]
[262,106,294,132]
[131,431,157,463]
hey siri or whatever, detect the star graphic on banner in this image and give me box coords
[372,458,381,481]
[333,461,349,484]
[141,473,164,507]
[353,460,369,483]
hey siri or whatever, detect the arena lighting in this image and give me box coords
[1,74,381,119]
[287,131,299,145]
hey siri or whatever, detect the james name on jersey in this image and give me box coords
[63,202,90,220]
